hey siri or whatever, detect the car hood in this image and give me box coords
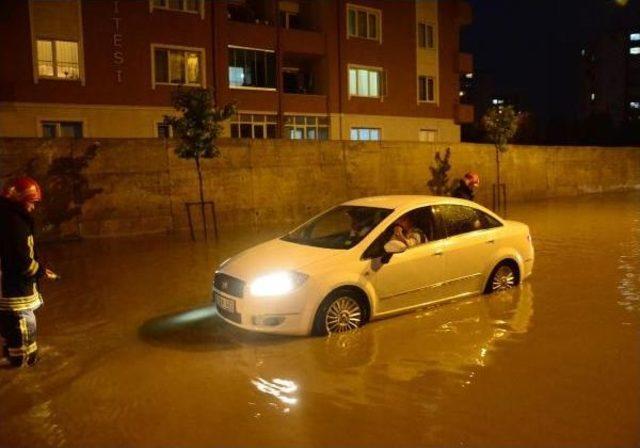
[218,237,340,281]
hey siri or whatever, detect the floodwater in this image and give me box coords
[1,192,639,447]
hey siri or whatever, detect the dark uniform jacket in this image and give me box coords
[451,180,475,201]
[0,197,44,311]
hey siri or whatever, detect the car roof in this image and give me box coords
[343,195,476,209]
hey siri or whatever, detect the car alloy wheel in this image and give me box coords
[491,264,516,291]
[324,296,363,334]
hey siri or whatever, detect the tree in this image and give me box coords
[481,105,521,209]
[164,87,236,239]
[426,147,453,196]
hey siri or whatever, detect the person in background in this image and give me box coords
[0,177,58,367]
[452,172,480,201]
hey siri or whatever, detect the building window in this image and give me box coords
[630,101,640,109]
[419,129,437,142]
[36,39,79,80]
[231,114,278,139]
[348,67,383,98]
[151,0,200,13]
[492,98,505,105]
[347,4,381,41]
[350,128,380,141]
[41,121,83,138]
[153,46,203,86]
[156,123,173,138]
[284,116,329,140]
[417,23,434,48]
[630,47,640,55]
[418,75,435,102]
[630,33,640,41]
[228,47,276,89]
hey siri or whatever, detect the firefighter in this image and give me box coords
[451,172,480,201]
[0,177,57,367]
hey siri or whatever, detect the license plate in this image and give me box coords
[216,293,235,313]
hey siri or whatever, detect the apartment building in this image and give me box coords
[580,29,640,125]
[0,0,473,142]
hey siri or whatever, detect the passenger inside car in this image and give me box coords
[390,212,427,247]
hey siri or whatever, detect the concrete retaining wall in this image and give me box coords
[1,138,639,239]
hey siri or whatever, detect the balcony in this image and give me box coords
[282,93,327,114]
[457,53,473,74]
[281,27,325,56]
[227,20,277,49]
[227,0,274,25]
[455,104,475,124]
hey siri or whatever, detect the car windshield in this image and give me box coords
[282,205,393,249]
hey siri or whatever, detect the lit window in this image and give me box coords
[630,47,640,55]
[41,121,83,138]
[152,0,200,13]
[284,116,329,140]
[350,128,380,141]
[418,75,435,102]
[590,92,596,101]
[228,47,276,89]
[154,46,203,86]
[630,101,640,109]
[419,129,437,142]
[417,23,434,48]
[348,67,383,98]
[630,33,640,41]
[492,98,504,105]
[465,73,473,79]
[347,5,381,41]
[230,114,278,139]
[36,39,79,80]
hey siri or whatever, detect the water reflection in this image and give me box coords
[617,214,640,313]
[251,377,299,414]
[2,193,639,447]
[317,283,533,373]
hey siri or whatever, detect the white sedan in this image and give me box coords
[212,196,534,336]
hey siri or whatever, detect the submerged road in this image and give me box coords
[1,192,639,447]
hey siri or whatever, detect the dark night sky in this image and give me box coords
[462,0,640,123]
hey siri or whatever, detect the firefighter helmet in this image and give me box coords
[1,177,43,203]
[464,172,480,186]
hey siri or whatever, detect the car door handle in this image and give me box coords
[486,239,495,244]
[433,251,444,256]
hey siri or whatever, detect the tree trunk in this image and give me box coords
[195,155,208,240]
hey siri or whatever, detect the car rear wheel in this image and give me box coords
[312,290,366,336]
[486,261,519,293]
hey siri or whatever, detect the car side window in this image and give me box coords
[362,206,443,259]
[437,204,499,237]
[477,210,502,229]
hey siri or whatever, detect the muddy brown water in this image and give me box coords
[0,192,639,447]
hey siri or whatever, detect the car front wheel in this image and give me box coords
[313,290,366,336]
[486,261,519,293]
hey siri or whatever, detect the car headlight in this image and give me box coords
[249,271,309,297]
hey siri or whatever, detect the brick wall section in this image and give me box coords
[1,138,639,238]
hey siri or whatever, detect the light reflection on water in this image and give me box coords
[617,214,640,313]
[0,192,639,447]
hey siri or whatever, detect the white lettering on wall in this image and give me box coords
[113,0,123,82]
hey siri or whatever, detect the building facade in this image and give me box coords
[0,0,473,142]
[579,29,640,125]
